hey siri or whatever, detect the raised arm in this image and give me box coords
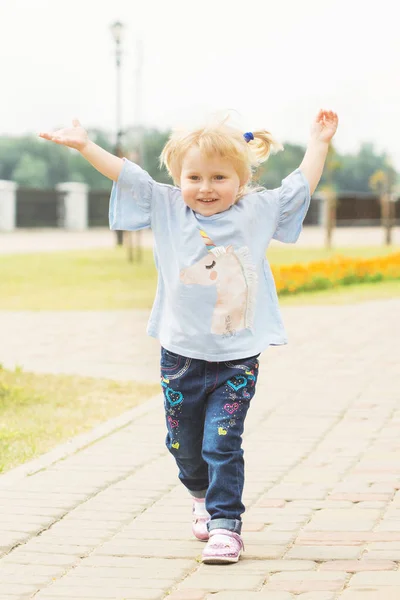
[299,110,339,195]
[39,119,123,182]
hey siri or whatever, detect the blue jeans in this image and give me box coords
[160,347,260,535]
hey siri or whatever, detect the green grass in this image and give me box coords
[0,245,398,310]
[0,365,160,473]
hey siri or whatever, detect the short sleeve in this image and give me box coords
[109,158,153,231]
[272,168,311,243]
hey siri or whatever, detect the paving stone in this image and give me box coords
[93,539,200,558]
[328,493,393,502]
[319,560,397,571]
[339,589,400,599]
[286,546,363,560]
[169,592,208,600]
[254,499,287,508]
[242,531,296,545]
[1,551,78,566]
[243,545,288,559]
[35,586,166,599]
[349,571,400,586]
[303,509,380,532]
[242,522,266,532]
[0,572,56,585]
[264,578,346,593]
[178,573,265,591]
[298,531,400,543]
[270,571,347,582]
[206,593,293,599]
[297,594,335,600]
[16,542,94,555]
[54,576,174,589]
[0,583,40,595]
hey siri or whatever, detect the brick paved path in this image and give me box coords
[0,300,399,599]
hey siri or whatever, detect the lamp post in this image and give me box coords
[110,20,124,245]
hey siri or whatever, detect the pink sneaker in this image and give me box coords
[202,528,244,564]
[192,501,210,541]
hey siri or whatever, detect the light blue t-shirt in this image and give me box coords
[109,159,310,361]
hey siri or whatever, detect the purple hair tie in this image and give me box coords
[243,131,254,143]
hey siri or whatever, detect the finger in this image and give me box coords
[39,132,52,140]
[72,118,81,127]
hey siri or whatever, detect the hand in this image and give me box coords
[310,110,338,144]
[39,119,89,152]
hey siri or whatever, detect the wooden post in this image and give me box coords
[324,189,337,249]
[380,192,394,246]
[124,230,143,263]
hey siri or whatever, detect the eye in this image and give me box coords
[205,260,216,270]
[189,175,199,180]
[215,175,225,180]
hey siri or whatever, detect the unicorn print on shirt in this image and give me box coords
[180,229,258,337]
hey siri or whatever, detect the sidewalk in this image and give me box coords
[0,226,399,254]
[0,299,399,599]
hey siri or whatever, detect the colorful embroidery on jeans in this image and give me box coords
[161,376,184,407]
[227,376,247,392]
[168,416,179,428]
[166,388,183,406]
[224,402,239,414]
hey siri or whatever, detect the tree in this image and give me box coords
[257,143,305,189]
[335,143,391,192]
[12,154,49,188]
[141,128,172,184]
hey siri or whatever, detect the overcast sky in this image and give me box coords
[1,0,399,168]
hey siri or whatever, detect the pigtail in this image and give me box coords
[248,130,284,164]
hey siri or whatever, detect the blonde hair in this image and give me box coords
[160,115,283,200]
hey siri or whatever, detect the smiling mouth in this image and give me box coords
[198,198,218,203]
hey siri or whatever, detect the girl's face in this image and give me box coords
[179,146,242,217]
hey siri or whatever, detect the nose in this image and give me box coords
[199,180,213,192]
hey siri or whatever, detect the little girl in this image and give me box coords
[40,109,338,563]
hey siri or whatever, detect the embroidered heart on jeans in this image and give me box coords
[245,370,256,381]
[171,442,180,449]
[168,416,179,428]
[243,390,250,399]
[227,376,247,392]
[166,388,183,406]
[224,402,239,414]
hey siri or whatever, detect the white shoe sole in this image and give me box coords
[201,550,241,564]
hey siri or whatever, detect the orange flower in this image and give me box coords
[271,252,400,296]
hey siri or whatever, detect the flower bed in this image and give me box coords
[272,252,400,296]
